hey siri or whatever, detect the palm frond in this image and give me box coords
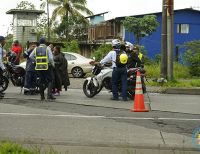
[73,3,93,15]
[51,6,63,21]
[70,0,87,5]
[48,0,62,6]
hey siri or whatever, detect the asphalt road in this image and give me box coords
[0,85,200,154]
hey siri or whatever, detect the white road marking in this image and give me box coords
[0,112,104,118]
[0,112,200,121]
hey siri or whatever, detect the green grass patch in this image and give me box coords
[145,63,191,79]
[0,141,32,154]
[0,141,62,154]
[147,78,200,87]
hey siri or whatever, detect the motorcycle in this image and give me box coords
[3,61,26,91]
[83,64,146,100]
[0,72,9,92]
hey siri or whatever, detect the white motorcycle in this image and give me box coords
[83,64,146,99]
[83,64,112,98]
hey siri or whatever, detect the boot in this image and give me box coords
[39,84,45,101]
[47,82,56,100]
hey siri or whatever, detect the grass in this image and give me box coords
[144,63,200,87]
[0,141,62,154]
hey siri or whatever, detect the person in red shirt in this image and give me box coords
[11,40,22,65]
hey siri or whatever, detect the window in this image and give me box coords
[177,24,189,34]
[64,53,77,61]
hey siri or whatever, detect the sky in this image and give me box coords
[0,0,200,36]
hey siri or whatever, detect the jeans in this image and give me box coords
[111,67,127,99]
[24,71,37,89]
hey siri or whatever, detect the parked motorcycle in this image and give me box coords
[0,72,9,92]
[3,61,26,90]
[83,64,146,99]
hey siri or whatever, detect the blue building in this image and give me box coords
[121,8,200,61]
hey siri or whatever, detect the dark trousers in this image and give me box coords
[24,71,37,89]
[37,66,54,98]
[0,68,4,94]
[111,67,127,99]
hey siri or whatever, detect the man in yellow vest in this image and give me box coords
[29,37,55,101]
[132,46,144,68]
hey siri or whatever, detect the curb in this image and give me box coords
[164,87,200,95]
[147,86,200,95]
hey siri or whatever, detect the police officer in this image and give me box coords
[23,42,37,95]
[125,42,142,68]
[132,45,144,68]
[99,39,128,101]
[29,37,55,101]
[0,36,6,98]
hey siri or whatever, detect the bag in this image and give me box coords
[115,50,128,68]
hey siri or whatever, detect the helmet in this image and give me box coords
[119,53,128,64]
[112,39,120,47]
[0,36,5,42]
[125,41,133,50]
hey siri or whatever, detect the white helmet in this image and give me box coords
[112,39,121,47]
[125,41,133,50]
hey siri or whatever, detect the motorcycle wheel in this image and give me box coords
[83,80,98,98]
[95,85,103,95]
[0,76,9,92]
[127,88,135,100]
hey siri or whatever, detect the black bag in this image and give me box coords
[115,50,127,68]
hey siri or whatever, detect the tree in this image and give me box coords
[123,15,159,44]
[36,14,48,38]
[44,0,93,41]
[16,0,35,10]
[54,15,89,41]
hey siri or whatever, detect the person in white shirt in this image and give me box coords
[99,39,128,101]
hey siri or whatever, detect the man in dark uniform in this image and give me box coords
[29,38,55,101]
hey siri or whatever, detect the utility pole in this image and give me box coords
[167,0,174,80]
[161,0,168,79]
[161,0,174,80]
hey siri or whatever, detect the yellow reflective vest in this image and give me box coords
[138,52,143,61]
[34,45,48,70]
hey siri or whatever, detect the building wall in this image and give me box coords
[124,10,200,61]
[13,13,37,45]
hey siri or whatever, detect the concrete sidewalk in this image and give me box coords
[2,86,200,114]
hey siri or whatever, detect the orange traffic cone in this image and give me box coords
[130,70,149,112]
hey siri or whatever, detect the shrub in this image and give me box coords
[92,44,112,61]
[62,40,80,53]
[183,40,200,77]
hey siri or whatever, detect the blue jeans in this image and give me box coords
[111,67,127,99]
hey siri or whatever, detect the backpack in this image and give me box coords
[115,50,127,68]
